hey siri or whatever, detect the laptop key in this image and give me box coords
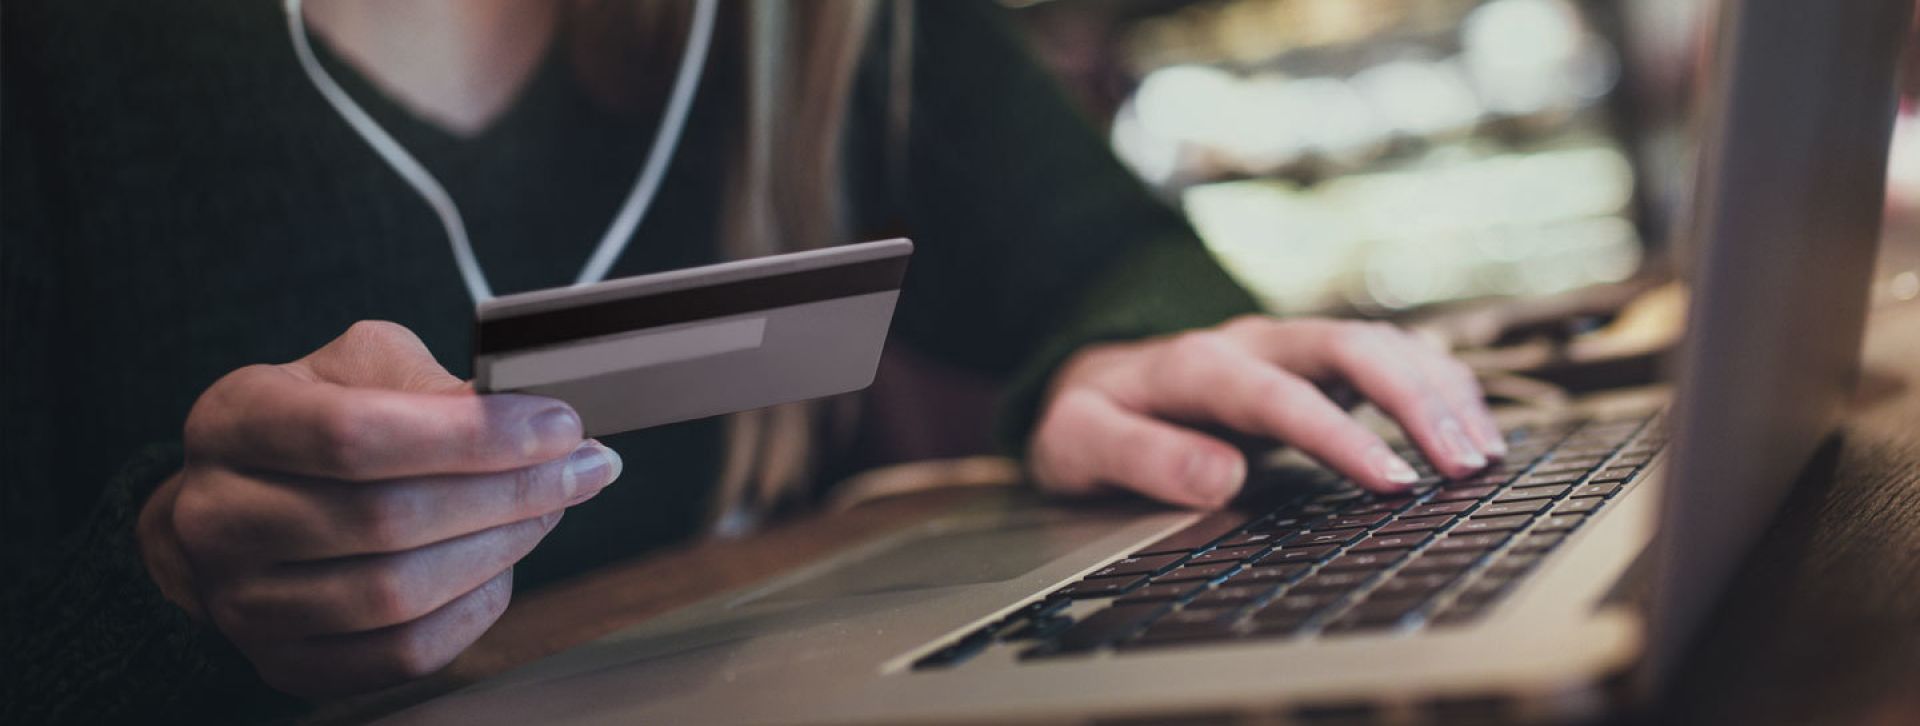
[1449,472,1512,488]
[1133,512,1249,556]
[1527,462,1596,477]
[1258,592,1339,619]
[1554,497,1604,514]
[1534,514,1589,532]
[1032,603,1168,656]
[1116,583,1204,605]
[1249,610,1330,636]
[1187,584,1279,609]
[1375,516,1452,534]
[1471,500,1551,518]
[1294,528,1367,547]
[1293,570,1377,593]
[1454,576,1517,605]
[1187,545,1266,566]
[1156,607,1234,628]
[1399,551,1483,574]
[1484,554,1544,579]
[1510,532,1567,553]
[1002,614,1073,641]
[1153,562,1238,583]
[1370,573,1458,600]
[1320,550,1408,571]
[1245,516,1305,533]
[1571,482,1623,498]
[1085,553,1184,579]
[1321,512,1392,530]
[1428,487,1497,504]
[1351,532,1433,552]
[1221,560,1313,583]
[1009,597,1071,622]
[1430,532,1512,552]
[1325,600,1420,633]
[1225,563,1308,586]
[1514,472,1583,487]
[1052,576,1147,599]
[1124,620,1242,649]
[1591,467,1639,482]
[1215,530,1289,550]
[1255,546,1338,566]
[1406,500,1478,517]
[1244,615,1313,638]
[1297,502,1351,517]
[1494,485,1569,502]
[1612,453,1656,467]
[1538,452,1607,466]
[1450,515,1533,534]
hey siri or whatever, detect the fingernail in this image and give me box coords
[1185,451,1245,501]
[1438,418,1487,469]
[527,406,583,455]
[1370,445,1419,487]
[561,442,621,501]
[1475,418,1509,458]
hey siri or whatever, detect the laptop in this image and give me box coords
[384,0,1909,722]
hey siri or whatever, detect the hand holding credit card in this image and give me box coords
[474,239,912,435]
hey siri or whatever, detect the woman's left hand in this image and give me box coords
[1028,315,1507,509]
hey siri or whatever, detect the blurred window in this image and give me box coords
[1009,0,1704,314]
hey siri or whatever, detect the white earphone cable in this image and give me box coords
[283,0,717,303]
[576,0,717,287]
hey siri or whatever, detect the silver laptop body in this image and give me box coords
[385,0,1908,722]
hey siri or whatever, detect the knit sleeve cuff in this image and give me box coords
[3,444,301,724]
[995,235,1263,461]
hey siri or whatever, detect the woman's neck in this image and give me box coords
[302,0,559,138]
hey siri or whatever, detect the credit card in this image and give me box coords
[474,238,912,436]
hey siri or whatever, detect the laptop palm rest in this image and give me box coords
[394,509,1153,720]
[735,516,1120,607]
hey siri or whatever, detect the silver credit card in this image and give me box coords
[474,239,912,436]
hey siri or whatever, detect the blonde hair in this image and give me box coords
[569,0,912,534]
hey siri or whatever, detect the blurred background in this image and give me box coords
[999,0,1920,315]
[852,0,1920,478]
[1006,0,1679,314]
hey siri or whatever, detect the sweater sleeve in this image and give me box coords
[1,52,298,724]
[0,446,303,725]
[854,0,1263,455]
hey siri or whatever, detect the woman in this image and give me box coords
[0,0,1503,721]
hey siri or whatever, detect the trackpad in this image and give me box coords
[737,516,1121,607]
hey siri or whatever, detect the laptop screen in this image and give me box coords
[1649,0,1909,688]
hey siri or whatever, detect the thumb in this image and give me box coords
[301,320,469,393]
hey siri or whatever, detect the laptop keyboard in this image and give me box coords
[912,410,1667,669]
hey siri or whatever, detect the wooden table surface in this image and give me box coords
[323,298,1920,725]
[1647,297,1920,725]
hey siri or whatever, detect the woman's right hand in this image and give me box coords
[136,321,623,697]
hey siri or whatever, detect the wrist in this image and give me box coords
[136,472,206,620]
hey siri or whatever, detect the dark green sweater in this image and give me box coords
[0,1,1258,722]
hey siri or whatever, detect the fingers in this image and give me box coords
[1395,331,1506,459]
[1239,319,1498,478]
[1030,390,1247,508]
[186,363,583,480]
[203,441,622,561]
[212,513,556,639]
[1132,332,1421,493]
[302,320,470,394]
[250,569,515,698]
